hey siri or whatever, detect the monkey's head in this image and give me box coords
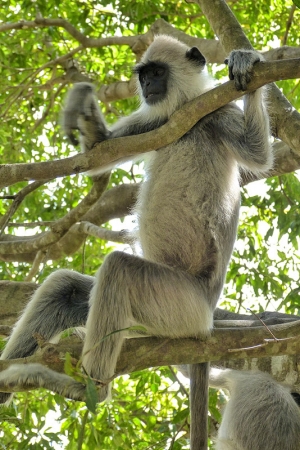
[134,35,211,118]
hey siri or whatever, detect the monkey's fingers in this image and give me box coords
[234,70,252,91]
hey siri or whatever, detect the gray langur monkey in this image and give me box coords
[0,36,272,406]
[210,368,300,450]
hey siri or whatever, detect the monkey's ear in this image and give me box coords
[186,47,206,66]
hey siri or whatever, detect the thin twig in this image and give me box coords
[24,250,47,281]
[282,5,297,46]
[247,308,279,341]
[0,179,52,236]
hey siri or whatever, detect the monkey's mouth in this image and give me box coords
[145,93,163,104]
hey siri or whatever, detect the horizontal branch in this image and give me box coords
[0,18,136,48]
[76,221,128,243]
[1,279,299,398]
[1,316,297,338]
[1,58,299,191]
[118,321,300,372]
[2,17,300,65]
[0,320,299,398]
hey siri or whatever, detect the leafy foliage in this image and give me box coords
[0,0,299,448]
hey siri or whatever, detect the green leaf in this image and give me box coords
[172,408,189,424]
[85,378,98,414]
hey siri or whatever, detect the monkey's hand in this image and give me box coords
[225,50,262,91]
[62,82,110,151]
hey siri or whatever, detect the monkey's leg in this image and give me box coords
[0,269,93,403]
[82,251,213,402]
[1,269,93,360]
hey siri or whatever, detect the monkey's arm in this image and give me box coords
[220,50,273,175]
[62,83,166,173]
[62,82,111,152]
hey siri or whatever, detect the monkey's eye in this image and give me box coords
[153,68,165,77]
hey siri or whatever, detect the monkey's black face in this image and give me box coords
[135,62,169,105]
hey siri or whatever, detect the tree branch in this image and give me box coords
[0,18,137,48]
[1,58,299,192]
[75,222,129,244]
[0,179,52,236]
[0,183,138,262]
[0,174,110,255]
[1,279,298,394]
[0,320,299,398]
[194,0,300,155]
[2,17,300,65]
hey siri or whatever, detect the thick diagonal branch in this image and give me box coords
[1,58,299,192]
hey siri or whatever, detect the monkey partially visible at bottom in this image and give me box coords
[210,368,300,450]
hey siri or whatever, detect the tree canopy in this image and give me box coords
[0,0,300,448]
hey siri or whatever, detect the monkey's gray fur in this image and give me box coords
[210,368,300,450]
[0,36,272,406]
